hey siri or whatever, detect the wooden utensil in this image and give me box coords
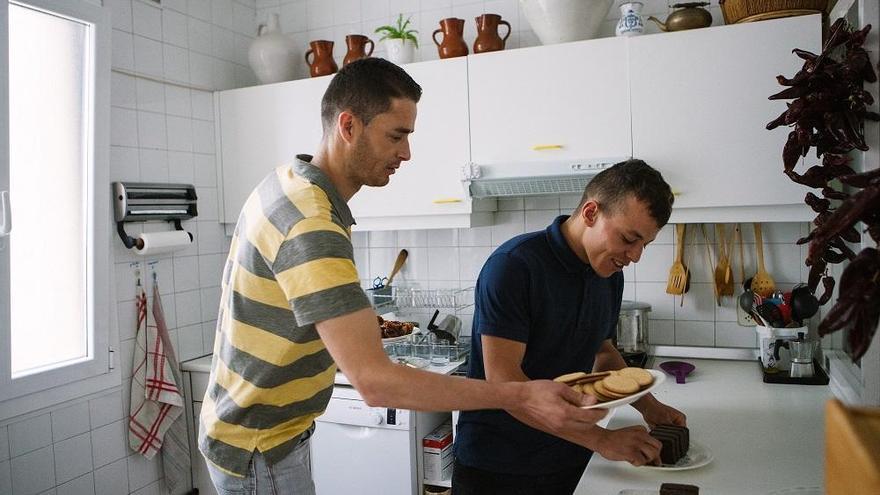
[735,224,757,326]
[385,249,408,286]
[666,224,688,295]
[714,224,735,304]
[751,223,776,298]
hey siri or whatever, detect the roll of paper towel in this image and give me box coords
[133,231,193,256]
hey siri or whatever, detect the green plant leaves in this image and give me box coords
[374,13,419,48]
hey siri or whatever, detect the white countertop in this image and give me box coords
[575,358,832,495]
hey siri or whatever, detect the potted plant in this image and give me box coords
[766,18,879,361]
[375,14,419,65]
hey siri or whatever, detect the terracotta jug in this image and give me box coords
[432,18,468,59]
[343,34,374,66]
[473,14,510,54]
[305,40,338,77]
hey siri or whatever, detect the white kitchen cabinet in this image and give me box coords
[630,14,822,223]
[214,75,331,227]
[467,36,632,166]
[348,57,493,231]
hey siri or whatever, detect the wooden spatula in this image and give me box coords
[385,249,408,286]
[751,223,776,298]
[666,224,688,295]
[714,224,735,304]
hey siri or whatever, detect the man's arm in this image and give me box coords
[592,340,687,427]
[314,308,607,436]
[481,334,660,466]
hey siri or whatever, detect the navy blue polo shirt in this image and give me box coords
[454,215,623,475]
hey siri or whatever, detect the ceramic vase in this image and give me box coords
[382,38,416,65]
[248,13,297,84]
[518,0,613,45]
[615,2,645,37]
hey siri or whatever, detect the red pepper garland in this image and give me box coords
[767,18,880,359]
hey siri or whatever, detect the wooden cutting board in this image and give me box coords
[825,399,880,494]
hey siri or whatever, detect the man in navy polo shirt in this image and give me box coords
[453,160,687,494]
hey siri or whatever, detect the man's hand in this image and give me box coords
[594,425,662,467]
[634,394,687,429]
[507,380,608,436]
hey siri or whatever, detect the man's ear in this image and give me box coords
[580,200,599,226]
[337,110,358,144]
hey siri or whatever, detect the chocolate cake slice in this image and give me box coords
[660,483,699,494]
[650,425,690,465]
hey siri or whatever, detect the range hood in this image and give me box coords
[461,158,629,198]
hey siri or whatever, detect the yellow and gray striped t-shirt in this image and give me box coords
[199,155,371,476]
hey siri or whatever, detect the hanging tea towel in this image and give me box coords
[128,280,190,492]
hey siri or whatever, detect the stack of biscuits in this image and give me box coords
[553,367,654,403]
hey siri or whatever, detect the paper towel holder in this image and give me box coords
[113,182,197,249]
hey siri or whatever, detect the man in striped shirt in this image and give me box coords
[200,58,607,494]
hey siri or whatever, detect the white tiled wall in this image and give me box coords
[254,0,727,80]
[0,1,253,494]
[355,194,816,351]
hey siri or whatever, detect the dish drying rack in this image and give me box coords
[368,286,474,312]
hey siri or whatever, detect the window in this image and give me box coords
[1,0,112,408]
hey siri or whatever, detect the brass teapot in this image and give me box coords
[648,2,712,32]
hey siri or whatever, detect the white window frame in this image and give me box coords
[0,0,117,420]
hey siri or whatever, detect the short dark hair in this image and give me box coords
[576,159,674,227]
[320,58,422,132]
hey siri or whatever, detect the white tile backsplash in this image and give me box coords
[94,459,128,495]
[11,446,55,495]
[9,415,52,457]
[89,391,124,431]
[90,421,127,470]
[55,473,95,495]
[50,403,90,444]
[53,433,93,485]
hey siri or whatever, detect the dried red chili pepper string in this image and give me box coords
[768,18,880,360]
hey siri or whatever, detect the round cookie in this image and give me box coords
[554,371,588,384]
[618,367,654,387]
[593,379,629,400]
[583,382,611,402]
[602,375,640,395]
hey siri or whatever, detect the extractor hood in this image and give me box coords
[461,158,629,198]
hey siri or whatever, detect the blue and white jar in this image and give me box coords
[615,2,645,37]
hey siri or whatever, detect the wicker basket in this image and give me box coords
[718,0,829,24]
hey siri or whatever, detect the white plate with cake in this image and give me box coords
[641,441,714,471]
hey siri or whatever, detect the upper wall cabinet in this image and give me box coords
[468,36,631,166]
[630,14,822,223]
[215,75,330,226]
[348,57,492,231]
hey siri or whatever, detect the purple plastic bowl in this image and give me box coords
[659,361,696,384]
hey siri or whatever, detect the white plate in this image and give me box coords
[382,327,420,344]
[582,369,666,410]
[639,441,714,471]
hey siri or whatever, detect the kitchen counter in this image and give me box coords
[575,358,831,495]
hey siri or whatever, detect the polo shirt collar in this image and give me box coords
[293,154,356,227]
[546,215,594,275]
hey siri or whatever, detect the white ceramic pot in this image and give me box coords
[519,0,614,45]
[248,13,297,84]
[382,38,416,65]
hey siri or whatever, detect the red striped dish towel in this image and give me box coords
[128,283,184,460]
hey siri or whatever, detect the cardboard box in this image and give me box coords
[423,421,453,482]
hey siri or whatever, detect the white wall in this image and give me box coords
[0,1,255,494]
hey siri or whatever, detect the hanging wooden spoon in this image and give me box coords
[714,224,735,302]
[751,223,776,298]
[666,224,688,295]
[385,249,409,286]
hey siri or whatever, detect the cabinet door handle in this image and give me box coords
[0,191,10,237]
[531,144,564,151]
[432,198,462,204]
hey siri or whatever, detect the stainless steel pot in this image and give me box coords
[616,301,651,353]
